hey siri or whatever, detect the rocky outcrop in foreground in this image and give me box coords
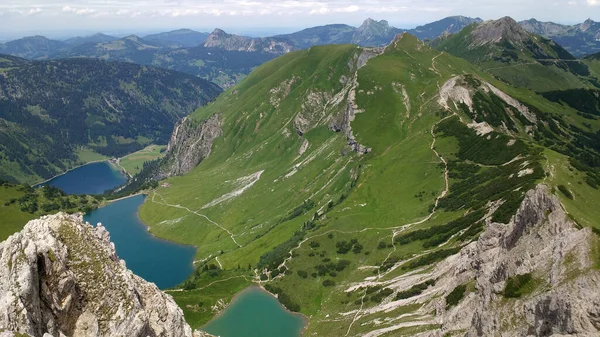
[0,213,194,337]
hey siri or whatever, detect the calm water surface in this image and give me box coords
[84,195,196,289]
[37,161,127,195]
[203,286,306,337]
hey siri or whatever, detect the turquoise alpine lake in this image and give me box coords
[83,195,196,289]
[203,286,306,337]
[37,161,127,195]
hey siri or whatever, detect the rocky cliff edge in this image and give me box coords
[0,213,203,337]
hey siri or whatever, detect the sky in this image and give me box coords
[0,0,598,39]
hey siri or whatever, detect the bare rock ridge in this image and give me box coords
[0,213,198,337]
[446,184,600,335]
[471,16,531,47]
[354,184,600,336]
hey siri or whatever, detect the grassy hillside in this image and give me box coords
[118,145,167,176]
[0,56,221,184]
[0,182,99,241]
[131,32,600,335]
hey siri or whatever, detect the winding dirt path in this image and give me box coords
[151,191,242,248]
[430,52,443,77]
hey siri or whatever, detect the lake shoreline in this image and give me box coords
[84,194,196,289]
[91,193,198,253]
[199,284,309,337]
[32,159,108,186]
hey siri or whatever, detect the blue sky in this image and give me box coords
[0,0,598,38]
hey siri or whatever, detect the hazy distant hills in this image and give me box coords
[0,36,68,59]
[520,18,600,57]
[411,15,483,40]
[143,29,209,48]
[273,16,482,49]
[64,33,119,46]
[274,24,356,49]
[203,28,295,54]
[1,16,597,88]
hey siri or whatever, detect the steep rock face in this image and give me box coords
[437,185,600,335]
[444,185,600,336]
[345,185,600,337]
[351,18,401,47]
[0,213,193,337]
[164,114,222,176]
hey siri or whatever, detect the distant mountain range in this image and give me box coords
[520,18,600,57]
[0,17,484,86]
[143,29,209,48]
[64,33,118,46]
[0,16,597,88]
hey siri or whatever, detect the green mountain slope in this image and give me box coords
[434,16,598,92]
[0,56,221,183]
[130,32,600,334]
[0,181,99,241]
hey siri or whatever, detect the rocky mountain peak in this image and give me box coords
[0,213,200,337]
[204,28,237,48]
[123,34,143,42]
[358,18,391,30]
[209,28,228,37]
[471,16,530,46]
[580,18,597,31]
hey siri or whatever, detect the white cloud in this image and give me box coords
[62,6,97,15]
[310,7,329,14]
[27,7,42,15]
[336,5,360,13]
[0,0,594,35]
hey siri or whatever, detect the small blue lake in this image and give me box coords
[84,195,196,289]
[203,286,306,337]
[37,161,127,195]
